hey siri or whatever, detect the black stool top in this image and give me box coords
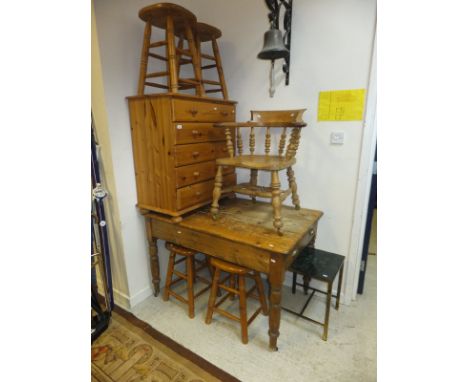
[289,248,345,282]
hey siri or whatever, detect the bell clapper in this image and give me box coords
[269,60,275,98]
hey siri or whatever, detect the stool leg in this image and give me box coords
[287,167,300,210]
[211,166,223,218]
[205,268,221,324]
[166,15,179,93]
[238,275,248,344]
[137,20,152,95]
[323,281,333,341]
[175,37,184,79]
[163,251,176,301]
[336,264,344,310]
[211,38,229,100]
[185,22,204,96]
[271,170,283,235]
[254,272,269,315]
[229,274,236,300]
[186,255,195,318]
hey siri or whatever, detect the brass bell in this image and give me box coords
[257,29,289,60]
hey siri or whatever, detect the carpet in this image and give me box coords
[92,305,239,382]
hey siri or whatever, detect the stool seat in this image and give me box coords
[210,258,249,274]
[196,22,222,42]
[165,242,196,256]
[139,3,196,36]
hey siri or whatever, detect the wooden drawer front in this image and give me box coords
[176,173,237,211]
[175,161,216,188]
[175,123,226,144]
[174,143,215,167]
[173,99,235,122]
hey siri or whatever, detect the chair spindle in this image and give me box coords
[249,127,255,155]
[286,127,301,159]
[225,128,234,157]
[265,127,271,155]
[278,127,287,156]
[236,128,243,155]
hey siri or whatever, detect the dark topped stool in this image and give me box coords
[205,258,268,344]
[137,3,204,96]
[163,242,212,318]
[285,247,345,341]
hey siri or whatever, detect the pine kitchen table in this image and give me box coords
[142,197,323,350]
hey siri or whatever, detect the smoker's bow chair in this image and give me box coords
[211,109,307,234]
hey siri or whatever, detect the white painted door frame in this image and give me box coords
[344,27,377,304]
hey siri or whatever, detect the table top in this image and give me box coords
[289,248,345,282]
[144,198,323,255]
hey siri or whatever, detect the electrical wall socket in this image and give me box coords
[330,131,345,145]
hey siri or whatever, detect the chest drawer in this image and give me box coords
[214,141,231,159]
[175,161,216,188]
[175,123,226,144]
[174,143,216,167]
[173,99,235,122]
[176,173,237,211]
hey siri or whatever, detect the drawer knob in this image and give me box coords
[192,130,200,136]
[189,108,198,116]
[193,171,200,177]
[192,151,200,157]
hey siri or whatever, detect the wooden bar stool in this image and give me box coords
[163,242,212,318]
[205,258,268,344]
[195,22,229,100]
[137,3,204,96]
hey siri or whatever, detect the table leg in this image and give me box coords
[323,281,333,341]
[336,264,344,310]
[145,217,160,297]
[268,253,285,351]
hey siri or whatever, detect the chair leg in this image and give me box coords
[186,255,195,318]
[254,272,269,315]
[287,167,300,210]
[250,169,258,203]
[211,166,223,218]
[229,274,236,300]
[323,281,333,341]
[137,20,152,95]
[163,251,176,301]
[238,275,249,344]
[205,268,221,324]
[166,15,179,93]
[271,170,283,235]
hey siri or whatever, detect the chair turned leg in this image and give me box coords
[186,255,195,318]
[229,274,236,300]
[238,275,249,344]
[205,268,221,324]
[211,166,223,218]
[250,169,258,203]
[271,170,283,235]
[287,167,300,210]
[163,251,176,301]
[254,272,269,315]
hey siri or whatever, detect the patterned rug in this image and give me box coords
[92,306,239,382]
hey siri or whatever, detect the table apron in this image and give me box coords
[151,219,272,273]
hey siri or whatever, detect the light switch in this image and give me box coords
[330,131,345,145]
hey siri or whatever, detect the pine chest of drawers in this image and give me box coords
[127,93,236,221]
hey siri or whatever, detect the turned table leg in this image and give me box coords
[268,253,285,351]
[145,217,160,297]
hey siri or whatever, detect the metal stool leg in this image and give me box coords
[336,265,344,310]
[322,281,333,341]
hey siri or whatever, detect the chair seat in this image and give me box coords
[196,22,222,42]
[210,258,250,275]
[216,155,296,171]
[165,242,197,256]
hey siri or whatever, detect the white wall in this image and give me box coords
[93,0,376,306]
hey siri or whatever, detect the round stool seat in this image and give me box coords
[165,242,196,256]
[210,258,249,275]
[196,22,222,42]
[139,3,197,36]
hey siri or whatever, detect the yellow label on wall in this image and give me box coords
[318,89,366,121]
